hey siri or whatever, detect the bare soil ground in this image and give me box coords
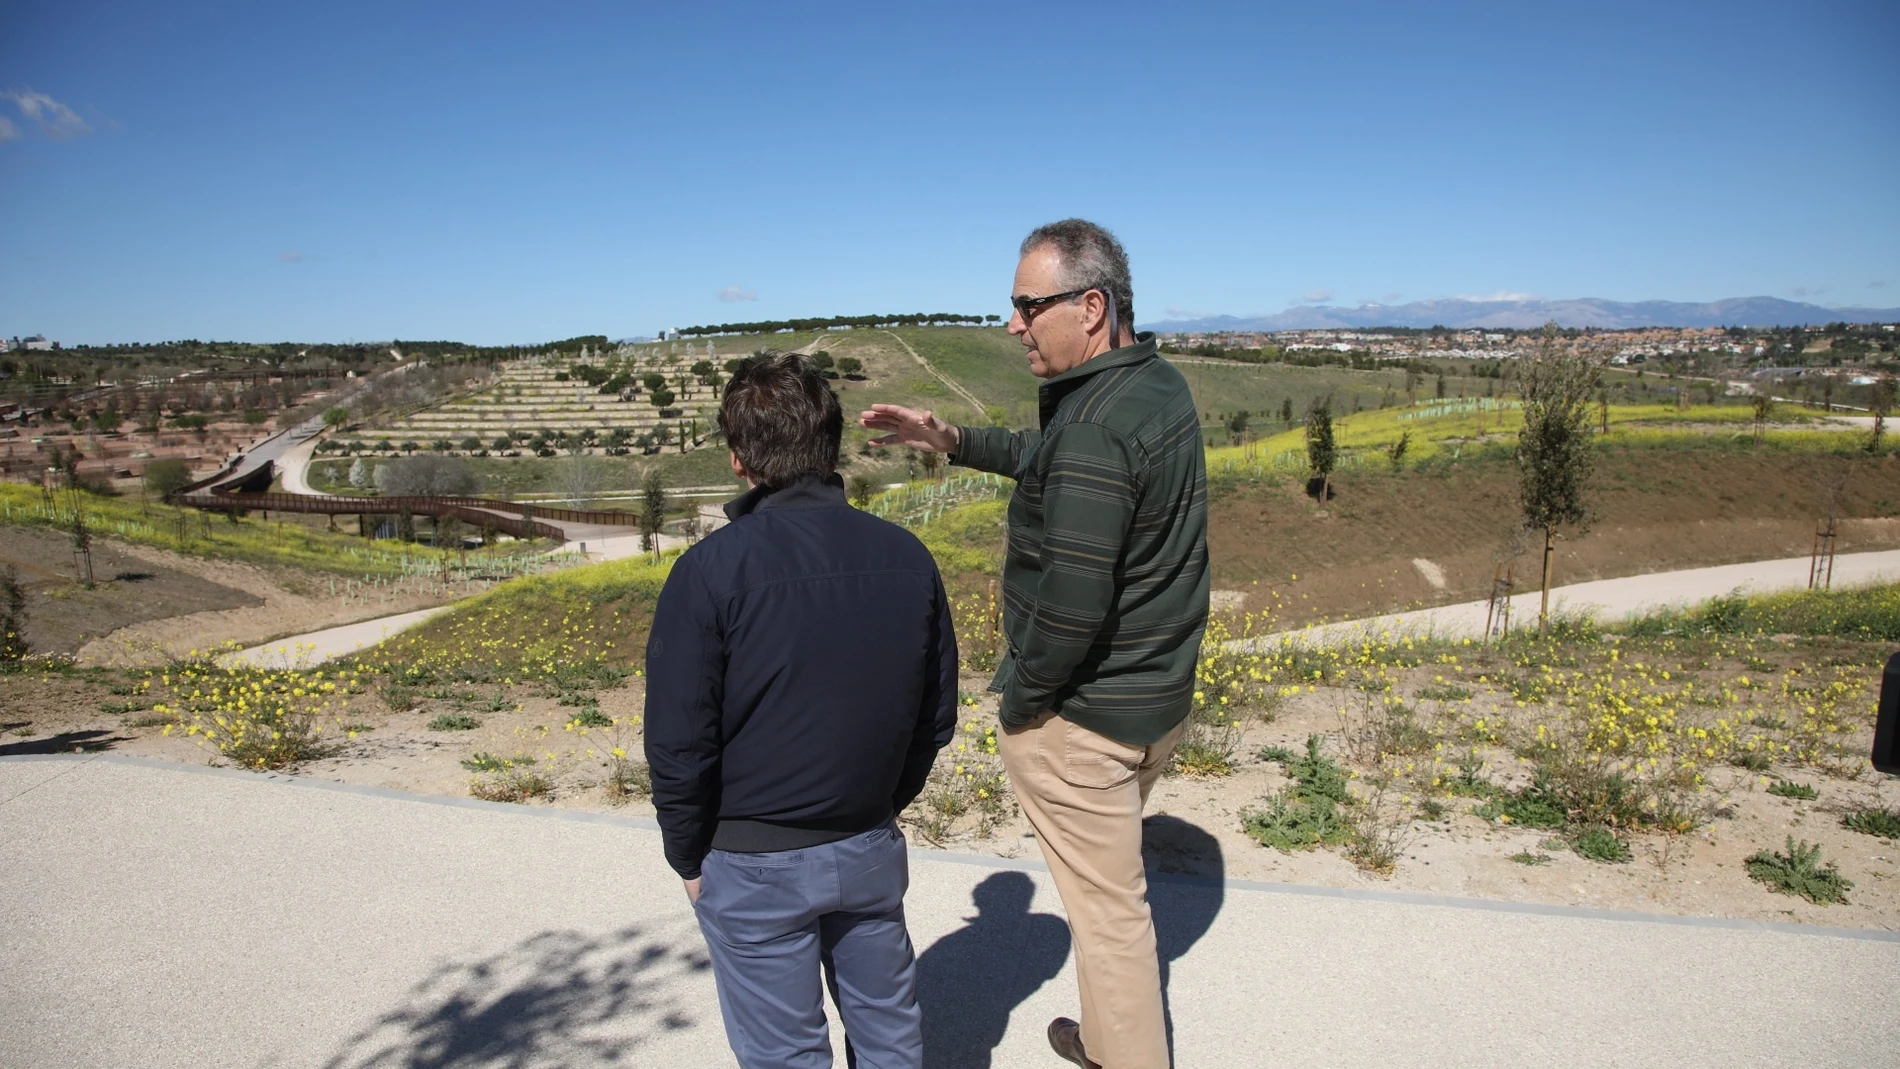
[0,528,464,666]
[8,644,1895,931]
[1210,450,1900,626]
[0,526,262,654]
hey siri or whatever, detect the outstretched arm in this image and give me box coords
[860,404,960,453]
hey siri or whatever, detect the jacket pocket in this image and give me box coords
[1057,718,1143,790]
[987,650,1013,694]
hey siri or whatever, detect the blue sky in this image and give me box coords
[2,1,1895,345]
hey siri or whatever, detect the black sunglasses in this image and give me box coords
[1011,288,1091,322]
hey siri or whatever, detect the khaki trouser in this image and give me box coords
[998,712,1187,1069]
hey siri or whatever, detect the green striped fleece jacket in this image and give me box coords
[952,335,1210,745]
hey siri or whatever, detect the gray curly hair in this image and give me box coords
[1020,218,1134,335]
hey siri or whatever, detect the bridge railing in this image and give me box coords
[167,486,643,541]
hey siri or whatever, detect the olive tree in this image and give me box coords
[378,455,479,497]
[1516,323,1602,635]
[1304,398,1337,503]
[640,467,668,557]
[1868,378,1895,454]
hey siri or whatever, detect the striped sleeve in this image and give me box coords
[952,425,1041,480]
[999,421,1138,726]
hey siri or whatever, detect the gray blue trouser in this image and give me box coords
[694,821,922,1069]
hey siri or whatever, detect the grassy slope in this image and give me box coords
[0,482,496,578]
[364,552,677,675]
[1208,401,1845,475]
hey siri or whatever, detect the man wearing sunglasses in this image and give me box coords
[861,219,1209,1069]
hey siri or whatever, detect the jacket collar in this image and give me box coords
[1038,332,1158,428]
[723,471,849,521]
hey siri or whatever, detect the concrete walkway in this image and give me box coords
[1249,549,1900,649]
[1,755,1892,1068]
[223,607,450,668]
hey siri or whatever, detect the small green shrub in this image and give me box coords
[1842,805,1900,840]
[1444,749,1500,798]
[460,751,531,773]
[1766,780,1817,801]
[1508,851,1552,866]
[428,713,481,731]
[380,682,419,712]
[1729,750,1772,772]
[1745,837,1852,905]
[469,767,553,803]
[1242,791,1352,851]
[1416,684,1473,702]
[1245,735,1354,851]
[1169,714,1238,778]
[1570,826,1631,863]
[567,708,613,729]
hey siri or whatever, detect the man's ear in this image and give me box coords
[1081,290,1109,336]
[728,449,747,480]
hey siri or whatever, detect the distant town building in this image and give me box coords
[18,334,54,351]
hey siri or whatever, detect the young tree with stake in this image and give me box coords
[1516,323,1601,635]
[1305,398,1337,503]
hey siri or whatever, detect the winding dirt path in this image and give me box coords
[881,330,988,421]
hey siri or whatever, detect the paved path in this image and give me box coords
[223,607,451,668]
[1,756,1891,1068]
[224,549,1900,670]
[1248,549,1900,649]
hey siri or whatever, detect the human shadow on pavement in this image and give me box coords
[916,870,1071,1069]
[1143,814,1226,1057]
[0,729,129,756]
[322,924,709,1069]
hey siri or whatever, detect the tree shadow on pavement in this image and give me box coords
[0,729,128,756]
[915,870,1071,1069]
[321,925,709,1069]
[1143,814,1226,1058]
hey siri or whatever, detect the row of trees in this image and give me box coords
[675,313,998,336]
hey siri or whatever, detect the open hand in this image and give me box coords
[859,404,960,453]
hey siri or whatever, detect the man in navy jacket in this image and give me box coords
[645,351,957,1069]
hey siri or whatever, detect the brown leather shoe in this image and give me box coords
[1047,1017,1102,1069]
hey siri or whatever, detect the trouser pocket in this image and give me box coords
[1056,717,1145,790]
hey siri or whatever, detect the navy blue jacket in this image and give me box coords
[643,472,958,880]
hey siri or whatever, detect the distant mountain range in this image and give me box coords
[1140,296,1900,334]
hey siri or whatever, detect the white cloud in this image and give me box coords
[718,286,757,303]
[2,89,92,140]
[1868,280,1886,290]
[0,117,18,143]
[1298,287,1334,304]
[1790,286,1829,298]
[277,251,310,263]
[1163,305,1210,320]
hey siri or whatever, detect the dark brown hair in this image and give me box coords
[718,350,842,488]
